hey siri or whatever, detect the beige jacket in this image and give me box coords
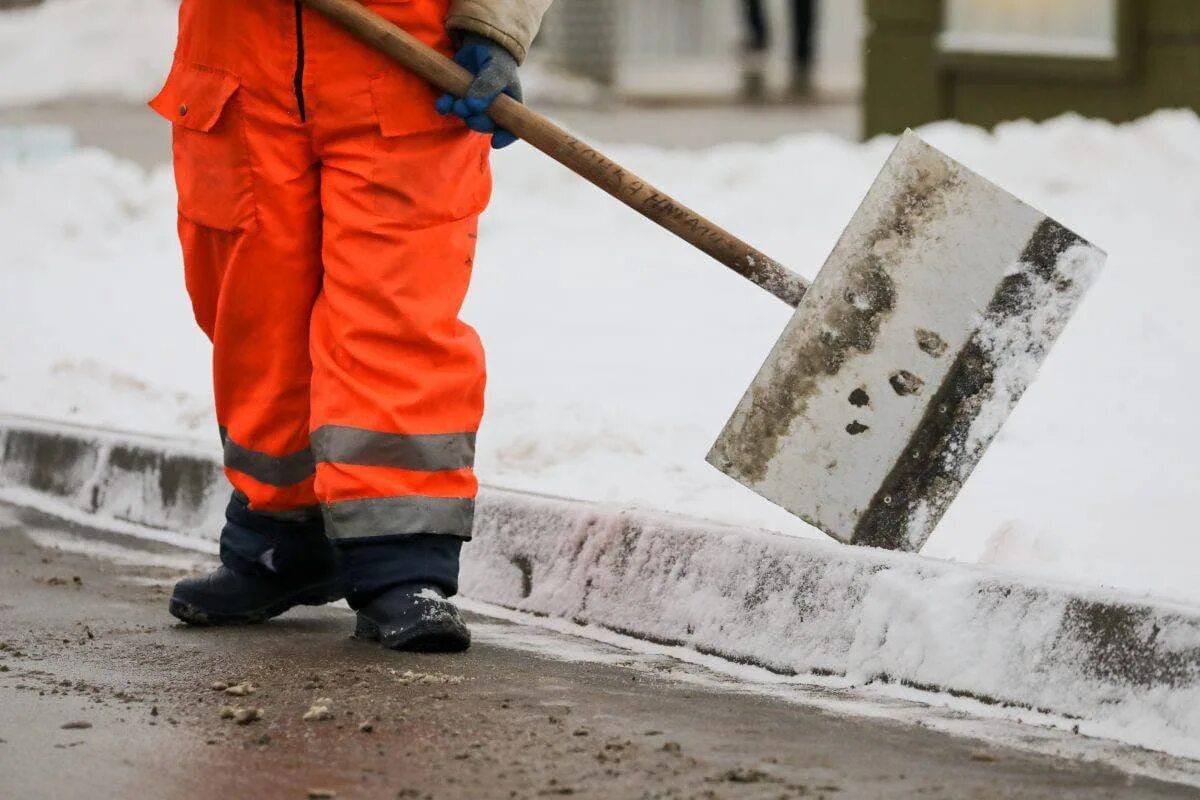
[446,0,553,63]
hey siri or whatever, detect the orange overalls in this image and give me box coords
[150,0,491,540]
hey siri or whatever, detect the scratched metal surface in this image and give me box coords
[708,132,1105,550]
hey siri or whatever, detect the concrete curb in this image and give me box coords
[2,415,1199,757]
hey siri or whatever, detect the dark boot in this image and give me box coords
[170,493,343,626]
[354,581,471,652]
[338,534,468,652]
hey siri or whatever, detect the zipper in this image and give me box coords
[292,0,307,121]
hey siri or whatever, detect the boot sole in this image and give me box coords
[353,613,471,653]
[169,584,342,627]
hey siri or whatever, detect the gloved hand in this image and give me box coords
[435,33,522,149]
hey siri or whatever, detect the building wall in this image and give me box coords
[864,0,1200,137]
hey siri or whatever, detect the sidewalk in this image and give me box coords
[3,503,1197,800]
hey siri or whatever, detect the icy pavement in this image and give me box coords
[2,502,1198,798]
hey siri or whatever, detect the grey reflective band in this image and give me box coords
[219,427,316,487]
[322,495,475,539]
[311,425,475,472]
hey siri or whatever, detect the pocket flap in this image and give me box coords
[370,72,460,138]
[149,64,240,132]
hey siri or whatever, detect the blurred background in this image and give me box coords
[3,0,1196,161]
[535,0,1200,139]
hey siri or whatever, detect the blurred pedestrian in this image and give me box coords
[741,0,815,101]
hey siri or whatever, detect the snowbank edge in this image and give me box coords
[2,414,1198,758]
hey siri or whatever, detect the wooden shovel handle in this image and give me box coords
[300,0,808,307]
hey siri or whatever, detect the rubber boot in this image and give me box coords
[169,493,343,626]
[338,534,469,652]
[354,581,471,653]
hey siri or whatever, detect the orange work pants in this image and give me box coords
[150,0,490,540]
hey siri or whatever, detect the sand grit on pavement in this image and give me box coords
[1,504,1198,800]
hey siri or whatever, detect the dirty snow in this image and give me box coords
[3,110,1198,609]
[459,489,1200,761]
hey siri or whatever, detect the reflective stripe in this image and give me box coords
[220,427,315,488]
[322,495,475,539]
[310,425,475,472]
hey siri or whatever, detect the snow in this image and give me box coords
[0,0,600,109]
[2,110,1199,609]
[0,0,178,106]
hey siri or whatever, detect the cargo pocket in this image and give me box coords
[149,63,257,232]
[369,72,491,227]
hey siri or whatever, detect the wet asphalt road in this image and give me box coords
[0,503,1197,800]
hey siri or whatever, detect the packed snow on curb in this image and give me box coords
[3,108,1200,603]
[465,492,1200,762]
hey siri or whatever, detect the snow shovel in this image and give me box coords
[302,0,1106,551]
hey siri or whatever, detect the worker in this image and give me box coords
[153,0,553,652]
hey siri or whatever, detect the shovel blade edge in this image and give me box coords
[707,131,1105,551]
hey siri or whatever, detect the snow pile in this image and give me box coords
[0,0,178,106]
[2,111,1199,609]
[0,146,208,431]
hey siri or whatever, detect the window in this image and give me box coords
[940,0,1119,59]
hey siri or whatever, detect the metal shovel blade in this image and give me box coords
[707,131,1105,551]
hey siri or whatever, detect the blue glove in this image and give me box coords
[435,33,521,149]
